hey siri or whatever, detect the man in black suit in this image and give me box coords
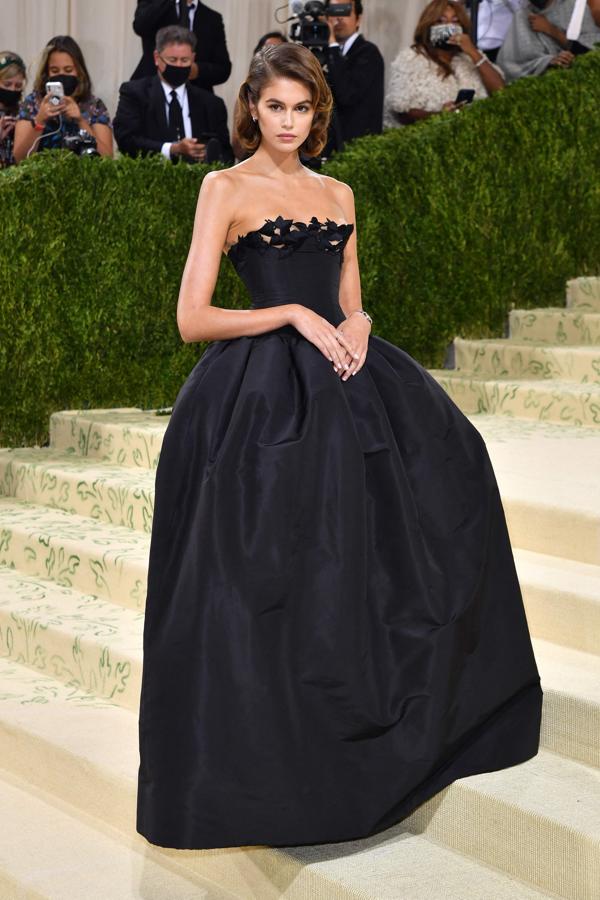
[323,0,384,149]
[114,25,233,163]
[131,0,231,93]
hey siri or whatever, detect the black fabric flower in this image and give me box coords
[229,217,355,261]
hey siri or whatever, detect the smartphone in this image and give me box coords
[45,81,65,106]
[455,89,475,105]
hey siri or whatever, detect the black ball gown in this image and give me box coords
[136,215,542,850]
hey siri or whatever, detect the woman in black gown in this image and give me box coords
[136,42,542,850]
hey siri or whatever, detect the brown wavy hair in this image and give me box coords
[234,43,333,158]
[413,0,472,79]
[33,35,93,102]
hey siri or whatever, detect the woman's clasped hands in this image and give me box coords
[292,306,370,381]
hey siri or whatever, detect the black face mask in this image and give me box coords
[160,62,191,88]
[0,86,22,109]
[48,74,79,96]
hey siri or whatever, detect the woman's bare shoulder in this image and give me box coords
[309,169,354,202]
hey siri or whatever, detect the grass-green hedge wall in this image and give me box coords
[2,50,600,447]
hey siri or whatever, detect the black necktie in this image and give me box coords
[169,89,185,141]
[178,1,195,29]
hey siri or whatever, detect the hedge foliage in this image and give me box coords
[2,50,600,447]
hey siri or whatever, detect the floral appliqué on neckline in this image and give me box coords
[228,215,354,260]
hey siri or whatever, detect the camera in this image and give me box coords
[288,1,352,50]
[429,23,463,49]
[62,129,100,157]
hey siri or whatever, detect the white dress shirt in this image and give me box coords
[477,0,525,50]
[159,79,193,159]
[328,29,361,56]
[176,0,197,31]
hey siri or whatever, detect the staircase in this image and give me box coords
[430,276,600,426]
[0,279,599,898]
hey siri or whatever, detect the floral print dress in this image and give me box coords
[17,91,111,152]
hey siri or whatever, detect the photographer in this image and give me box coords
[384,0,504,128]
[497,0,600,83]
[322,0,384,146]
[0,52,26,169]
[13,35,113,162]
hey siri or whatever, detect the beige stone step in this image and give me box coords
[404,749,600,900]
[49,408,168,469]
[431,370,600,427]
[0,771,557,900]
[566,276,600,312]
[533,637,600,769]
[0,659,564,900]
[0,566,142,710]
[471,418,600,565]
[0,658,595,899]
[508,308,600,345]
[0,498,149,609]
[453,337,600,383]
[0,768,237,900]
[514,548,600,656]
[0,448,155,533]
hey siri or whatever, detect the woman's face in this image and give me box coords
[0,73,25,93]
[438,4,460,24]
[47,50,79,80]
[250,76,314,154]
[263,37,285,48]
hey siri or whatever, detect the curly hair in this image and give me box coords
[413,0,472,79]
[234,43,333,158]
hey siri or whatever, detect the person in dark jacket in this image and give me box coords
[323,0,384,149]
[115,25,233,163]
[131,0,231,93]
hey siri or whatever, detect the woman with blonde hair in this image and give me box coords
[384,0,505,127]
[14,34,113,162]
[136,41,541,850]
[0,51,26,168]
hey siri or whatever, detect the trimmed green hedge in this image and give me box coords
[2,50,600,447]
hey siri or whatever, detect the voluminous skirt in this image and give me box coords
[136,328,542,849]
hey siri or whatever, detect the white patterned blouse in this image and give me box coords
[383,47,504,127]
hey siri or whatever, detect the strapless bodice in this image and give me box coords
[227,216,354,333]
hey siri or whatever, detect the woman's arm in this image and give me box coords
[589,0,600,26]
[335,182,371,380]
[177,171,300,343]
[528,13,570,48]
[89,122,113,157]
[448,33,505,94]
[336,184,362,320]
[13,119,40,162]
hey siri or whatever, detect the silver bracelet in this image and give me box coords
[349,309,372,326]
[474,54,488,68]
